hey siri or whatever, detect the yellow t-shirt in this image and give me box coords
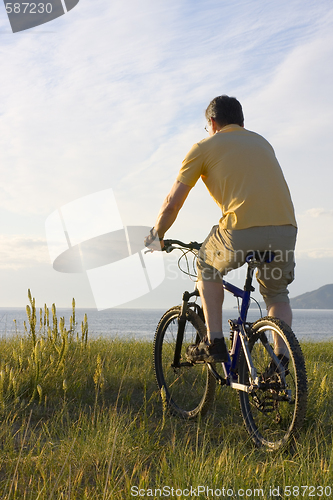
[177,124,297,230]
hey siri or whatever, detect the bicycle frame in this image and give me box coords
[175,250,280,393]
[217,274,259,392]
[159,240,282,393]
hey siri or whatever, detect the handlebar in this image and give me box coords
[162,239,202,253]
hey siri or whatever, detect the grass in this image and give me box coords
[1,292,333,498]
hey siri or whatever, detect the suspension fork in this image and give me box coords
[172,289,200,368]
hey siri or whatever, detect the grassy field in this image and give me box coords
[1,294,333,499]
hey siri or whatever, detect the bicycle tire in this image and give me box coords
[238,316,307,450]
[154,306,216,419]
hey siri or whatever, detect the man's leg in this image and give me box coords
[186,279,228,363]
[268,302,292,358]
[268,302,292,327]
[197,280,224,342]
[187,225,231,362]
[259,225,297,360]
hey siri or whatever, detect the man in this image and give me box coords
[145,95,297,365]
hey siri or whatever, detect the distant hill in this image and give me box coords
[290,284,333,309]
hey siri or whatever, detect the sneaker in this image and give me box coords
[261,354,289,381]
[186,336,228,363]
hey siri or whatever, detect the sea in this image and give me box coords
[0,307,333,343]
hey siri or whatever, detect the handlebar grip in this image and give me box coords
[162,239,202,252]
[162,240,174,253]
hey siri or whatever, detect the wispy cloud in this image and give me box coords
[0,0,332,217]
[305,208,333,218]
[296,206,333,263]
[0,235,49,269]
[296,249,333,259]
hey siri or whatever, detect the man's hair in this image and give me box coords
[205,95,244,127]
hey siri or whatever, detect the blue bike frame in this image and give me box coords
[210,250,275,390]
[219,277,252,386]
[162,240,276,392]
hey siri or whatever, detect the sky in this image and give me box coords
[0,0,333,310]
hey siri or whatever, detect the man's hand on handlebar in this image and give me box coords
[144,227,165,252]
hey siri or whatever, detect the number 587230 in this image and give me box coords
[5,3,53,14]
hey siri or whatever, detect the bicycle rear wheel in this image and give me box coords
[154,306,216,419]
[238,317,307,450]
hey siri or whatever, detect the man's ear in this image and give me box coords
[210,118,217,133]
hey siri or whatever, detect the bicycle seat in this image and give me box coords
[245,251,275,264]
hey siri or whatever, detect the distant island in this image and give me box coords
[290,284,333,310]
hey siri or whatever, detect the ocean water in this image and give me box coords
[1,306,333,343]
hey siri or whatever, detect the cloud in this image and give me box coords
[0,0,332,288]
[296,249,333,259]
[239,15,333,233]
[1,0,332,219]
[295,207,333,262]
[245,25,333,138]
[0,235,49,269]
[305,208,333,218]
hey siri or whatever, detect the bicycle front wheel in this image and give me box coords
[238,317,307,450]
[154,306,216,419]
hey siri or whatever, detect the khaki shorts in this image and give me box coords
[197,225,297,308]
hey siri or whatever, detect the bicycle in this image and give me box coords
[153,239,308,450]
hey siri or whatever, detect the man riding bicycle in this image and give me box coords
[145,95,297,366]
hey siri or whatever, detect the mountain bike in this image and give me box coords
[153,239,308,450]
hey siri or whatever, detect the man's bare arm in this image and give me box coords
[154,180,192,239]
